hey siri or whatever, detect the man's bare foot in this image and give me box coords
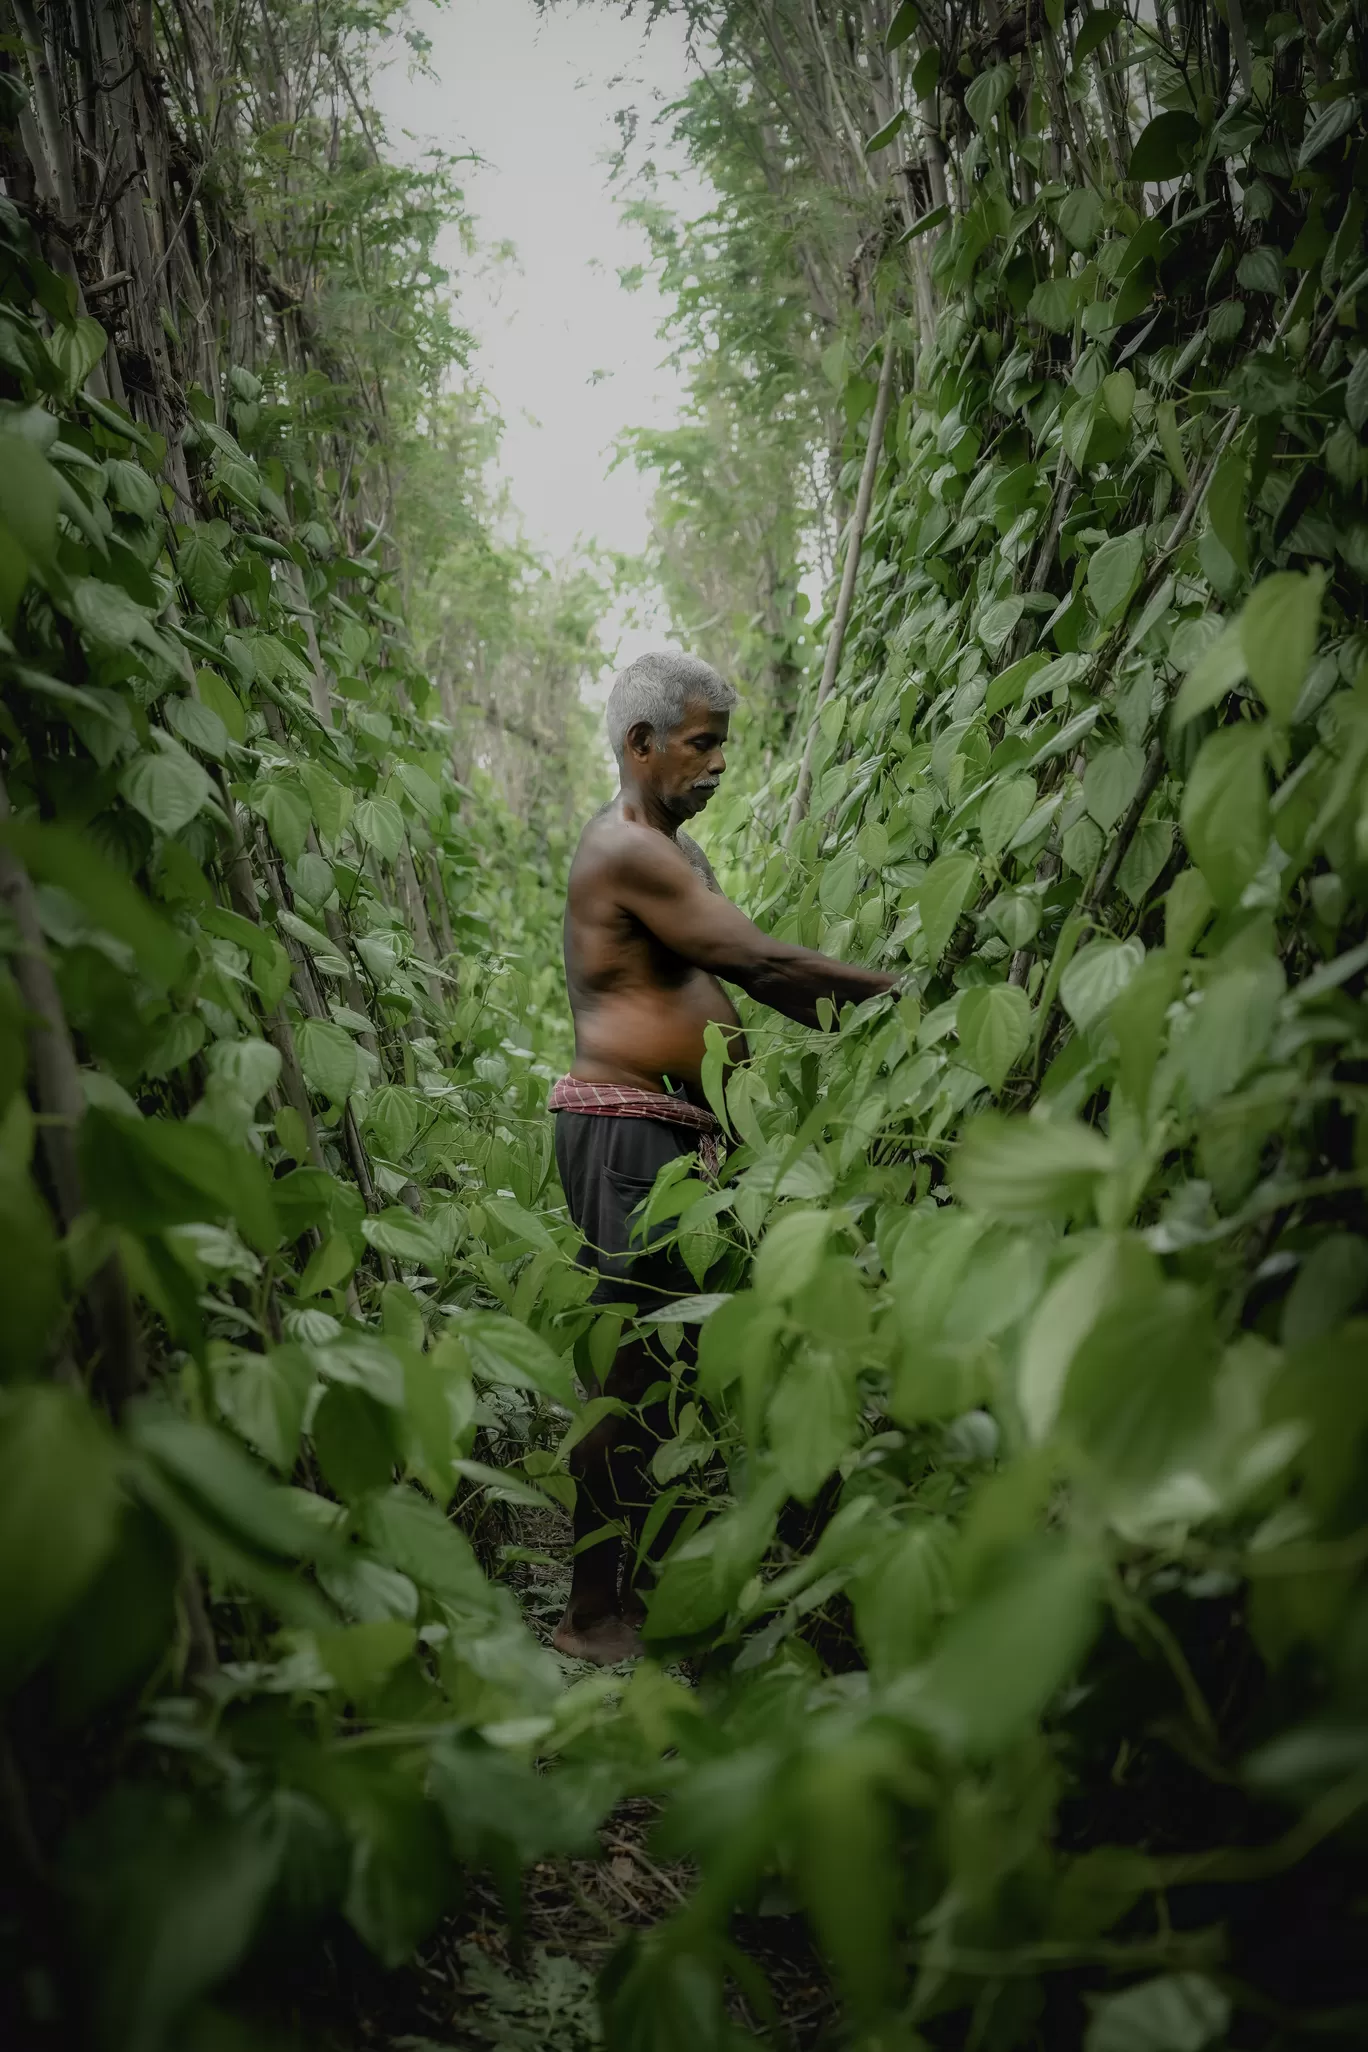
[551,1610,643,1665]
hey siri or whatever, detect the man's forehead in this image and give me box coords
[673,698,731,735]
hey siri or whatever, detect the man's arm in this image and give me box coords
[611,826,897,1027]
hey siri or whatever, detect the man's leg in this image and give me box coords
[619,1339,697,1626]
[553,1333,660,1664]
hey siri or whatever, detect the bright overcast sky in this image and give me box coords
[374,0,705,584]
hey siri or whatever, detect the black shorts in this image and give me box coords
[553,1110,696,1309]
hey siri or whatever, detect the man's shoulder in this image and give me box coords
[573,809,693,888]
[677,830,720,892]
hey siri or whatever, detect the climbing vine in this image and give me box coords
[3,1,1368,2049]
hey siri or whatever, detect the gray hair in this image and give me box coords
[604,651,737,766]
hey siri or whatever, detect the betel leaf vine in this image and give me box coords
[578,0,1368,2044]
[5,0,1368,2047]
[0,2,614,2046]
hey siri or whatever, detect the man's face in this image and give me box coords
[630,699,730,820]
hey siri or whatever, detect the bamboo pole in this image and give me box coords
[783,333,898,849]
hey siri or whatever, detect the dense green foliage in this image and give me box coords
[5,1,1368,2049]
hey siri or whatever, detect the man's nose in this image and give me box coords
[710,747,726,774]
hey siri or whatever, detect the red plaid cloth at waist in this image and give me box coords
[548,1076,721,1178]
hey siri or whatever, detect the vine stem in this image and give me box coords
[784,333,898,848]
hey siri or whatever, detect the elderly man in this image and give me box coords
[549,650,897,1662]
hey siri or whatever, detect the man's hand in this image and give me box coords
[607,822,897,1028]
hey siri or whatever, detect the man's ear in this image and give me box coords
[625,719,654,761]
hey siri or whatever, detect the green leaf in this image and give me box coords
[104,457,161,522]
[987,653,1048,715]
[1176,959,1282,1109]
[1128,110,1201,181]
[753,1209,831,1301]
[977,594,1024,656]
[362,1207,446,1272]
[865,108,907,153]
[1086,531,1145,624]
[768,1347,858,1500]
[957,982,1031,1091]
[0,1149,63,1372]
[886,0,919,50]
[954,1113,1113,1221]
[1346,351,1368,435]
[979,775,1037,857]
[1062,815,1104,878]
[1171,620,1246,728]
[0,432,59,566]
[913,1542,1098,1756]
[1083,743,1144,830]
[0,821,185,988]
[205,1036,281,1106]
[196,667,245,743]
[129,1408,340,1561]
[700,1018,735,1136]
[163,693,229,760]
[818,842,860,915]
[211,1342,314,1472]
[1112,950,1182,1109]
[298,1231,357,1298]
[1117,820,1173,908]
[62,1787,282,2052]
[1061,390,1100,467]
[1100,369,1135,430]
[314,1618,414,1700]
[353,795,405,863]
[988,887,1040,949]
[457,1311,575,1403]
[300,763,353,844]
[296,1019,360,1104]
[1058,188,1103,250]
[1062,1277,1217,1483]
[1238,569,1325,724]
[1180,723,1268,908]
[918,851,978,964]
[81,1107,278,1251]
[312,1332,405,1407]
[0,1386,120,1693]
[1298,94,1361,169]
[361,1486,484,1600]
[69,576,162,656]
[965,62,1013,128]
[178,533,232,616]
[483,1192,556,1252]
[249,776,312,864]
[1165,868,1214,956]
[853,1522,953,1674]
[1236,245,1284,296]
[48,314,107,388]
[1085,1974,1230,2052]
[1156,400,1189,489]
[120,741,212,837]
[1207,446,1248,573]
[910,44,939,95]
[791,1737,899,2019]
[312,1383,398,1501]
[1060,937,1144,1033]
[1029,275,1081,333]
[364,1084,421,1163]
[1073,9,1122,64]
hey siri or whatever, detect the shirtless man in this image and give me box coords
[550,650,897,1663]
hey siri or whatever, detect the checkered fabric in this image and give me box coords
[548,1076,721,1179]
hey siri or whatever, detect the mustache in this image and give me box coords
[691,776,721,792]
